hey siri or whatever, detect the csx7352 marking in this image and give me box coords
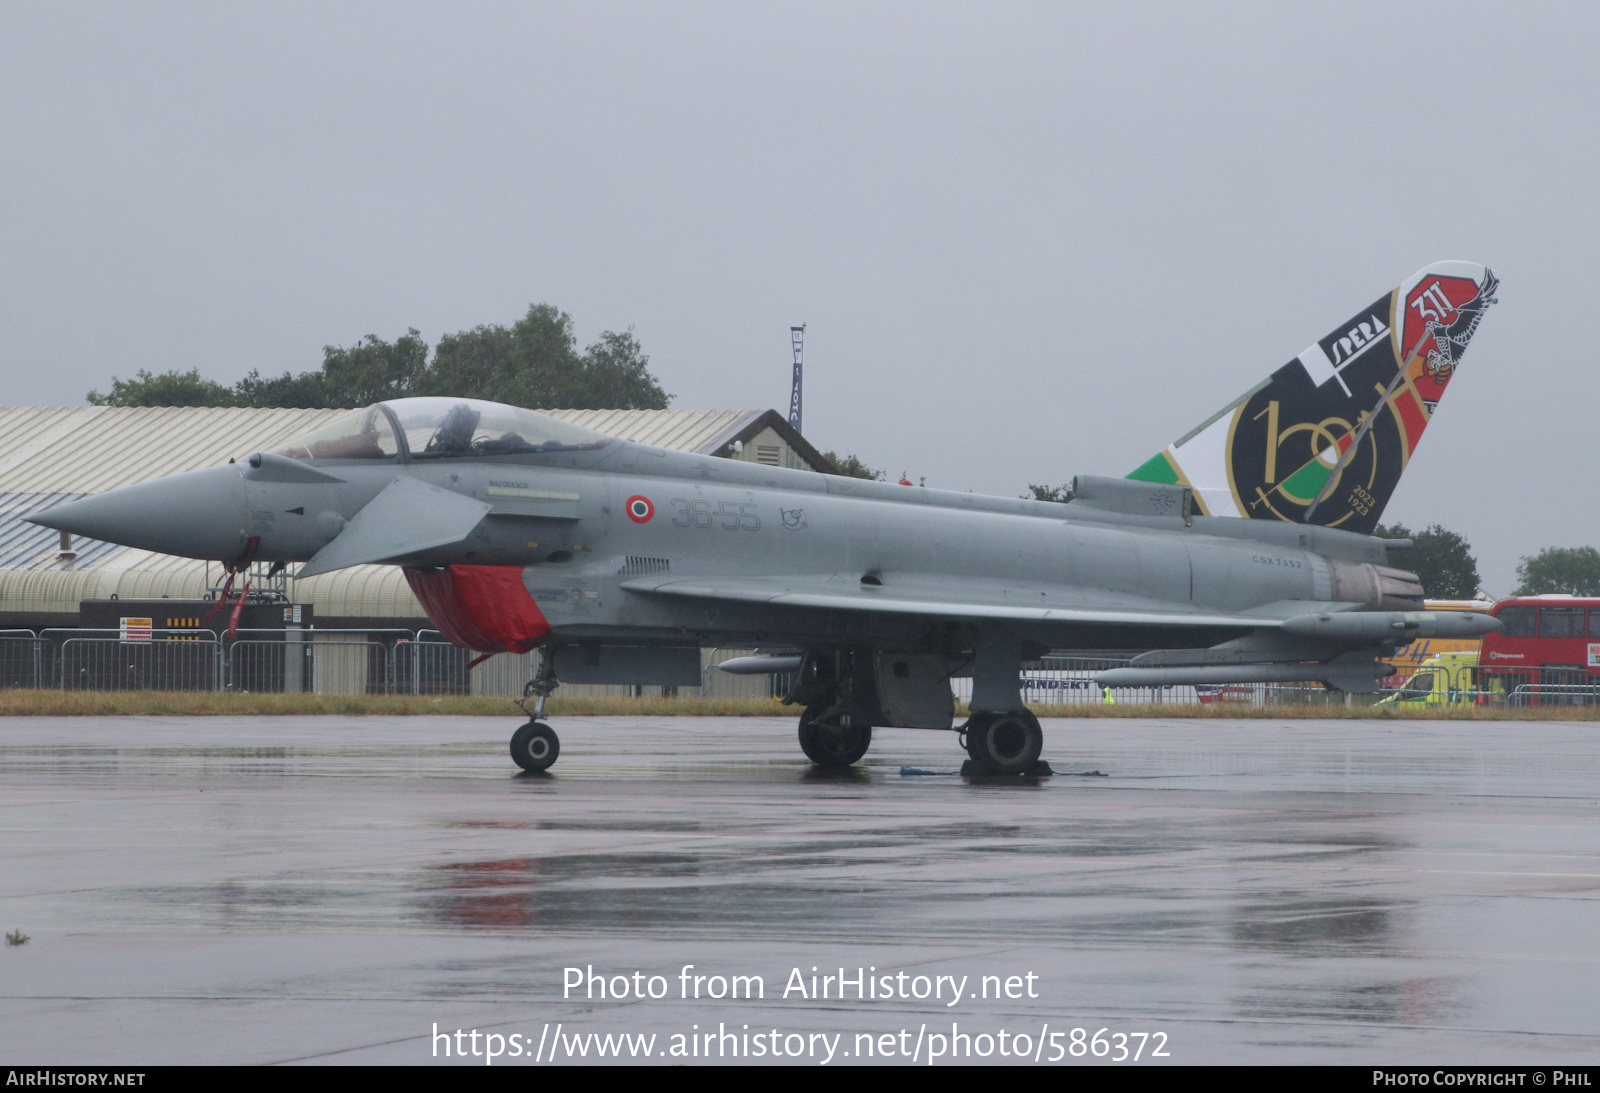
[671,499,761,530]
[1250,555,1303,568]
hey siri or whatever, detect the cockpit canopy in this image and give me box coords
[274,405,399,461]
[273,398,612,461]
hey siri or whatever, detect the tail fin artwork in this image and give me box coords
[1127,262,1498,535]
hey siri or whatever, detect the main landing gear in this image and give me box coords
[962,709,1045,776]
[511,650,561,773]
[784,641,1051,775]
[797,701,872,769]
[792,702,1049,776]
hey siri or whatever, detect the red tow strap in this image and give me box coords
[226,581,251,639]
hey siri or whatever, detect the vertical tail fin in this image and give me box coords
[1128,261,1498,534]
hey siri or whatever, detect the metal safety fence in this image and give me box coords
[951,657,1215,707]
[228,638,394,695]
[0,632,49,689]
[0,626,1597,706]
[1,627,458,695]
[53,630,223,692]
[1376,665,1600,709]
[229,629,446,695]
[403,631,511,696]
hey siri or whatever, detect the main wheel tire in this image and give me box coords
[797,703,872,768]
[965,710,1043,775]
[510,721,560,771]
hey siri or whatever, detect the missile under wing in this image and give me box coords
[29,261,1501,776]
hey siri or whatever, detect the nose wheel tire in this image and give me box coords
[797,702,872,768]
[965,710,1043,775]
[510,721,560,771]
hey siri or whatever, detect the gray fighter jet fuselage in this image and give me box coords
[42,427,1428,646]
[31,260,1503,775]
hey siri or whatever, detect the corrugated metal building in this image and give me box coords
[0,404,831,697]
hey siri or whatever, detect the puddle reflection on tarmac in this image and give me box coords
[3,714,1600,1063]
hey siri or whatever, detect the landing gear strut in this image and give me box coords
[511,649,561,772]
[963,709,1044,775]
[797,701,872,768]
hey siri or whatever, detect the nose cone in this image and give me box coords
[28,465,250,562]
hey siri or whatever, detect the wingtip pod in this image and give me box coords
[1130,261,1499,534]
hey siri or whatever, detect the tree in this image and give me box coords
[1025,483,1074,504]
[84,307,671,411]
[569,329,667,410]
[1514,547,1600,596]
[319,329,429,406]
[87,368,234,407]
[1374,523,1482,599]
[233,368,328,409]
[421,305,670,410]
[820,451,883,480]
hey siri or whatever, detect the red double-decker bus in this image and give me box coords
[1479,595,1600,704]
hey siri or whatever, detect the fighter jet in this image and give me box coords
[31,261,1501,775]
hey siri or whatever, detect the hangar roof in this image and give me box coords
[0,404,833,621]
[0,405,337,494]
[0,404,830,493]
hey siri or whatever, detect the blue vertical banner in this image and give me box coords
[788,324,805,434]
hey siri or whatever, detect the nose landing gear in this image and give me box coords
[511,649,562,772]
[510,720,560,771]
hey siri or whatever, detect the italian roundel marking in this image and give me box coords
[625,495,654,523]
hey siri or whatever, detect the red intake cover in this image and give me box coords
[403,565,551,654]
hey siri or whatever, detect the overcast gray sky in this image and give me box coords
[1,2,1593,594]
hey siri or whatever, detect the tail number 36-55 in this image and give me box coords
[670,499,761,531]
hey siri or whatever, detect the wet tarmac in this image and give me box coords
[3,713,1600,1065]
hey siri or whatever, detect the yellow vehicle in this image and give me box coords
[1381,649,1509,705]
